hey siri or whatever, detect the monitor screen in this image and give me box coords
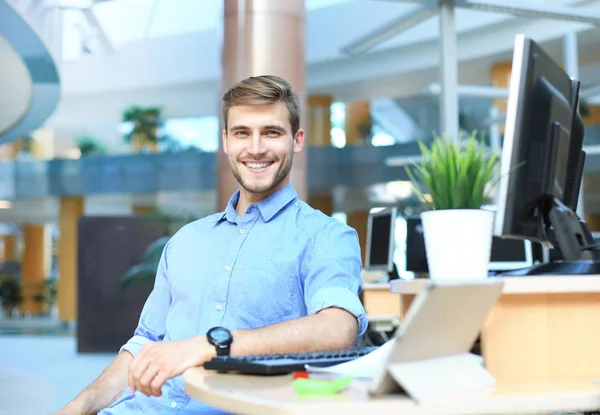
[494,34,583,244]
[488,238,533,271]
[365,207,397,272]
[492,34,599,274]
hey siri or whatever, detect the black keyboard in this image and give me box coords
[203,346,379,376]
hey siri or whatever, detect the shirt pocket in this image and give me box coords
[230,261,301,329]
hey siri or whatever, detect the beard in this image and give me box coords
[230,151,293,195]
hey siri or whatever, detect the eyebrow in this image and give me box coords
[229,124,288,133]
[263,125,288,133]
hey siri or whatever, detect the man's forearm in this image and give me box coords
[61,350,133,414]
[230,308,358,356]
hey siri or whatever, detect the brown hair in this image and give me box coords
[222,75,302,136]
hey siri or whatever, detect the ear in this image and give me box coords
[221,129,228,154]
[293,129,305,154]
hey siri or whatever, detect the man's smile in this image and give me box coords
[243,161,275,173]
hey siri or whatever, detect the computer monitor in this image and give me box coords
[494,34,600,275]
[365,207,397,276]
[488,238,533,272]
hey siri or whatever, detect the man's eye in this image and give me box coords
[266,131,280,136]
[235,131,248,137]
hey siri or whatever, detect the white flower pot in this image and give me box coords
[420,209,495,281]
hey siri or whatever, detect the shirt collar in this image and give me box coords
[211,184,298,223]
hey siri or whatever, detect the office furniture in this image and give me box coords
[362,282,401,317]
[391,276,600,383]
[203,346,378,375]
[184,367,600,415]
[361,281,401,345]
[77,216,158,352]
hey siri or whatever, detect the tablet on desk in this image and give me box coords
[311,279,505,402]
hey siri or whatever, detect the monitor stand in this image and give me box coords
[500,198,600,276]
[388,263,400,280]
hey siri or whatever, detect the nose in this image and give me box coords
[247,133,267,156]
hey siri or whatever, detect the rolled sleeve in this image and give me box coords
[303,221,367,345]
[119,334,153,356]
[307,286,367,342]
[119,240,172,356]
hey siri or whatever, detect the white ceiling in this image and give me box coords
[34,0,600,127]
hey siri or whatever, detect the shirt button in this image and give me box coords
[170,402,177,408]
[239,229,245,234]
[216,304,222,311]
[225,265,230,271]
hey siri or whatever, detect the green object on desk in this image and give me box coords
[293,376,353,395]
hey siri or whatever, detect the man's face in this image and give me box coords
[223,102,304,198]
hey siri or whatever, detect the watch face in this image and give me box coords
[209,327,232,345]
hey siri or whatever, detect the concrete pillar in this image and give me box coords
[21,224,50,313]
[307,95,333,146]
[31,128,55,160]
[3,234,17,261]
[344,101,371,145]
[58,196,84,322]
[218,0,307,210]
[439,1,459,141]
[306,95,334,215]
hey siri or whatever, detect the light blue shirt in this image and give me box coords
[99,184,367,415]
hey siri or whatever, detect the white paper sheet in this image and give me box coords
[305,340,395,379]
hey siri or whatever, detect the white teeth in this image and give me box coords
[246,162,270,169]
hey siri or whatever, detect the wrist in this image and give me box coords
[206,327,233,357]
[191,336,216,364]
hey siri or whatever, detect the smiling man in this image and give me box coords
[53,75,367,415]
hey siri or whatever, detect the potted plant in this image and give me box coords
[77,136,105,156]
[122,106,163,153]
[406,131,499,280]
[0,277,23,318]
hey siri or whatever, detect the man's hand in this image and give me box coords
[128,337,215,397]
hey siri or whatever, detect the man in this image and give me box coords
[54,75,367,414]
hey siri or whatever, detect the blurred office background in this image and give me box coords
[2,0,600,413]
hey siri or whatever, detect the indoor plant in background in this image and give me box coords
[122,106,164,153]
[119,208,197,291]
[76,136,106,156]
[406,130,500,280]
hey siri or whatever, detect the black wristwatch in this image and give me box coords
[207,327,233,356]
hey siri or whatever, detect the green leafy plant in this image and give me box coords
[579,99,590,118]
[119,236,171,292]
[405,131,499,210]
[356,116,373,142]
[21,135,34,153]
[0,276,23,318]
[118,209,197,291]
[77,136,105,156]
[122,106,162,142]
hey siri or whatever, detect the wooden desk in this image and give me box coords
[184,367,600,415]
[362,283,401,317]
[391,276,600,383]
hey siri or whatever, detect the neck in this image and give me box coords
[235,180,289,217]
